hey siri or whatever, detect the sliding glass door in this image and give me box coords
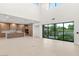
[48,24,55,39]
[56,23,64,40]
[43,25,49,38]
[42,22,74,42]
[64,22,74,42]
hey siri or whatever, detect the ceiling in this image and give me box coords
[0,13,39,24]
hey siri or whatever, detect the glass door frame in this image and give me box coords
[42,21,74,42]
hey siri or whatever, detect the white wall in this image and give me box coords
[33,3,79,44]
[40,3,79,24]
[33,23,42,38]
[74,19,79,45]
[0,3,40,21]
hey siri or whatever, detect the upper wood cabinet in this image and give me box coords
[0,23,9,31]
[17,24,24,30]
[10,24,17,30]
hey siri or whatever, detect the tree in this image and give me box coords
[68,24,74,30]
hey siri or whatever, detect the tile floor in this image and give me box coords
[0,36,79,56]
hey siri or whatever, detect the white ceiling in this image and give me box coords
[0,13,39,24]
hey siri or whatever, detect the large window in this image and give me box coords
[42,22,74,42]
[49,3,61,9]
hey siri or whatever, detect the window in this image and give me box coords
[49,3,61,8]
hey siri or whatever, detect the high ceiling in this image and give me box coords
[0,13,39,24]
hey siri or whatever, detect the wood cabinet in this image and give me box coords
[0,23,9,31]
[25,24,33,36]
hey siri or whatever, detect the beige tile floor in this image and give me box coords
[0,36,79,56]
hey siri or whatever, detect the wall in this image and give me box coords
[74,19,79,45]
[33,3,79,45]
[0,3,40,21]
[33,23,42,38]
[39,3,79,24]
